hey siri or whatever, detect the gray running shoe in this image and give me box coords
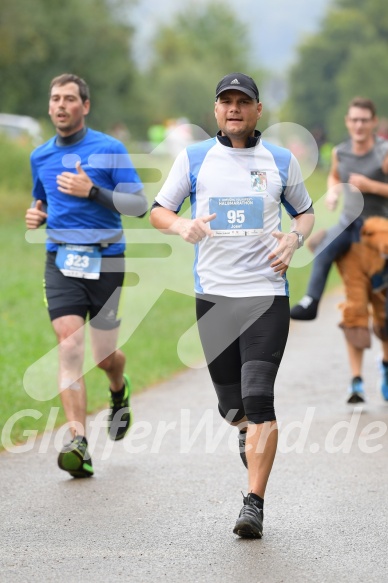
[233,492,263,538]
[238,431,248,469]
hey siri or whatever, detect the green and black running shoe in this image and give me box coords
[58,435,94,478]
[107,373,132,441]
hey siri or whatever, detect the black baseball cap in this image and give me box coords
[215,73,259,101]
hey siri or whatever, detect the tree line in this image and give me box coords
[284,0,388,143]
[0,0,263,140]
[2,0,385,144]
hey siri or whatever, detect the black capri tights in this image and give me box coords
[196,294,290,424]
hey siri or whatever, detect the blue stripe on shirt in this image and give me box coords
[186,138,217,293]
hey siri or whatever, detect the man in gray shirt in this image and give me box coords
[291,97,388,403]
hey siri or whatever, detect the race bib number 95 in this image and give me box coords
[209,196,264,236]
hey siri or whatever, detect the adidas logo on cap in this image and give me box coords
[215,73,259,100]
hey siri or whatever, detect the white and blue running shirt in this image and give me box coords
[155,136,312,297]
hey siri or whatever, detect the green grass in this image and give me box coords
[0,138,201,446]
[1,214,203,447]
[0,136,339,447]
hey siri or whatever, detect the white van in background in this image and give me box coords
[0,113,43,145]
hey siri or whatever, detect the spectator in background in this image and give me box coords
[290,97,388,403]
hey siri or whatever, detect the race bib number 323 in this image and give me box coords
[55,245,102,279]
[209,196,264,236]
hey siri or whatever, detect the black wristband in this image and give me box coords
[88,185,99,200]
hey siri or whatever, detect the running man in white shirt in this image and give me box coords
[150,73,314,539]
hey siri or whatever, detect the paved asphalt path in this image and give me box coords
[1,291,388,582]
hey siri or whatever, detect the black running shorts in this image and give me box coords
[195,294,290,378]
[196,294,290,423]
[44,251,125,330]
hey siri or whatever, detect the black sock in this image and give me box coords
[249,492,264,509]
[352,376,363,383]
[382,361,388,368]
[110,384,125,402]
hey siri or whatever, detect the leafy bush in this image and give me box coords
[0,135,34,219]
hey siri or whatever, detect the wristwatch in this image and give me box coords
[290,231,304,249]
[88,185,99,200]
